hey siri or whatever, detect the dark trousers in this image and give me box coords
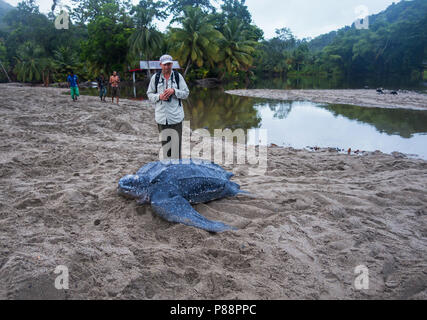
[157,121,182,159]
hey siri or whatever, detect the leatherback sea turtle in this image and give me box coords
[118,159,247,232]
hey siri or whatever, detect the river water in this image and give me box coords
[80,76,427,159]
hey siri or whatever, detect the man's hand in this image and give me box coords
[159,93,170,101]
[164,88,175,95]
[160,88,175,101]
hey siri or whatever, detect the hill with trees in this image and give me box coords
[316,0,427,81]
[0,0,13,29]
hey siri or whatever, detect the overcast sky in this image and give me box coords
[4,0,400,39]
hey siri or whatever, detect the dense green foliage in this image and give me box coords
[169,6,223,77]
[0,0,13,29]
[318,0,427,80]
[127,0,166,72]
[0,0,425,84]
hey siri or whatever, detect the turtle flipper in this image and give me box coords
[150,191,236,233]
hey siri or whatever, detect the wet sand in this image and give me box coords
[225,89,427,110]
[0,83,426,299]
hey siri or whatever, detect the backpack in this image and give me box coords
[154,70,182,106]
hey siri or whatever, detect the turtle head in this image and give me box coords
[117,174,150,203]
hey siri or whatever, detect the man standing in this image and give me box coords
[97,73,107,102]
[67,70,79,102]
[109,71,120,104]
[147,54,190,159]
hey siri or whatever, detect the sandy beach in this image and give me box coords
[0,83,426,300]
[225,89,427,110]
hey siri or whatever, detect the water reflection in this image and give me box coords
[255,100,294,119]
[185,88,427,141]
[186,88,427,158]
[80,80,427,158]
[183,88,262,133]
[320,104,427,139]
[250,100,427,159]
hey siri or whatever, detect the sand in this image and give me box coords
[225,89,427,110]
[0,83,426,300]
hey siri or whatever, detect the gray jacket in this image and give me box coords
[146,72,190,125]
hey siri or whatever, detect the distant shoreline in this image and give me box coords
[225,89,427,111]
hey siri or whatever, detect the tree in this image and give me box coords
[13,41,44,82]
[53,46,79,77]
[217,19,257,79]
[4,1,42,27]
[215,0,263,42]
[128,0,166,77]
[70,0,131,24]
[169,7,223,77]
[220,0,252,25]
[51,0,59,13]
[80,2,133,74]
[275,28,296,48]
[167,0,215,20]
[4,1,53,60]
[40,57,56,86]
[253,28,298,75]
[291,43,309,72]
[318,0,427,78]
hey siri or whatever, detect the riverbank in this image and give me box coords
[225,89,427,110]
[0,83,426,299]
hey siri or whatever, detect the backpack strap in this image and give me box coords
[155,70,183,107]
[154,71,162,94]
[173,70,180,89]
[173,70,182,107]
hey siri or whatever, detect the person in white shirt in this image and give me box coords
[147,54,190,159]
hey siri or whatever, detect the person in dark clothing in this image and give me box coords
[97,74,107,102]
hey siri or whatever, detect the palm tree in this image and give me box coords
[169,6,223,77]
[53,46,78,67]
[53,46,79,80]
[128,27,163,77]
[217,19,257,79]
[128,1,166,77]
[40,57,57,86]
[13,41,44,83]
